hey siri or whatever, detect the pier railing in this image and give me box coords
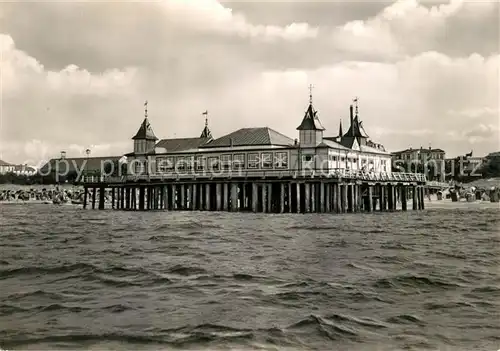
[426,181,450,189]
[81,169,426,184]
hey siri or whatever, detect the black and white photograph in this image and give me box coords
[0,0,499,350]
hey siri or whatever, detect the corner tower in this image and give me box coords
[132,101,158,154]
[296,85,325,147]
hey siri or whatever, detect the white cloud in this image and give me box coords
[333,0,495,57]
[0,0,498,163]
[447,107,499,119]
[163,0,318,41]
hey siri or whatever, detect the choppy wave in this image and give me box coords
[0,205,499,350]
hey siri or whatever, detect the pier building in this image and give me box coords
[81,94,426,212]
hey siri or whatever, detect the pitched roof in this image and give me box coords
[202,127,294,148]
[200,124,212,139]
[297,104,325,131]
[39,156,122,174]
[318,139,351,150]
[344,116,368,138]
[337,136,356,149]
[0,159,12,167]
[132,118,158,141]
[156,137,212,152]
[360,144,390,155]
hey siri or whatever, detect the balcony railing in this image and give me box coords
[81,168,427,184]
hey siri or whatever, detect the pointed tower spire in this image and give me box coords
[200,110,212,139]
[338,119,343,137]
[132,100,157,141]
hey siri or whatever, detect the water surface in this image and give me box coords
[1,204,499,350]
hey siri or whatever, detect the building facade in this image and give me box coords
[0,160,15,174]
[124,98,393,179]
[391,147,446,182]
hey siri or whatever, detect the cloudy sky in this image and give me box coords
[1,0,498,165]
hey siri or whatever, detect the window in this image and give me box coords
[134,161,145,175]
[274,152,288,169]
[185,156,194,171]
[195,156,205,171]
[303,155,313,162]
[248,153,259,169]
[233,154,245,169]
[340,157,345,162]
[261,153,272,169]
[156,157,173,173]
[176,157,186,171]
[207,156,219,171]
[333,156,338,162]
[221,154,232,170]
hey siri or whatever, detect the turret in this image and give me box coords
[200,110,213,139]
[132,101,158,154]
[296,84,325,147]
[344,97,368,146]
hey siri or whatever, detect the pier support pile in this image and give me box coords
[84,179,426,213]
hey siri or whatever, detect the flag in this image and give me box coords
[465,150,473,158]
[202,110,208,115]
[144,100,148,106]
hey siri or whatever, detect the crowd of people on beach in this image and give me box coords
[445,184,500,203]
[0,187,112,205]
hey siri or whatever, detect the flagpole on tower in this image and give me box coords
[144,100,148,118]
[202,110,208,126]
[353,97,359,116]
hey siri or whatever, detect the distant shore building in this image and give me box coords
[40,155,122,182]
[391,147,446,182]
[0,160,15,174]
[12,164,37,176]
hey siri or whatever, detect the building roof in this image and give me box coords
[0,159,12,167]
[392,148,446,154]
[202,127,294,148]
[39,156,122,174]
[344,116,368,138]
[297,104,325,131]
[156,137,212,152]
[132,118,158,141]
[360,144,390,155]
[318,139,351,150]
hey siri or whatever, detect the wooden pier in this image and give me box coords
[81,170,426,213]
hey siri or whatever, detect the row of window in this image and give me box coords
[400,153,444,160]
[326,154,386,165]
[153,152,289,172]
